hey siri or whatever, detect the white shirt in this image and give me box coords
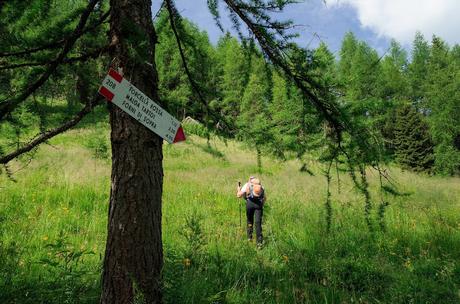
[240,182,250,193]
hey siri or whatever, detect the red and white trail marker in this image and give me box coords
[98,68,186,144]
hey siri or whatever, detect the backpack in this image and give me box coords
[246,178,264,203]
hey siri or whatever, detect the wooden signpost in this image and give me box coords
[99,68,186,143]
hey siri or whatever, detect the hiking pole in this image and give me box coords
[238,181,242,228]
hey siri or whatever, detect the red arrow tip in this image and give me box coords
[173,126,186,143]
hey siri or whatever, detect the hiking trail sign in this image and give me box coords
[98,69,186,144]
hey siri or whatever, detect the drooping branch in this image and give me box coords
[207,0,224,32]
[223,1,390,162]
[165,0,232,134]
[0,95,103,165]
[153,0,165,21]
[214,1,392,231]
[63,44,110,64]
[0,0,102,121]
[0,45,110,71]
[324,159,333,232]
[0,9,110,58]
[222,0,345,138]
[234,0,300,12]
[359,165,373,230]
[165,1,207,110]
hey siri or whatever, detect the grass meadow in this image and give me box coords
[1,109,460,303]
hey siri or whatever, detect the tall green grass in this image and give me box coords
[1,120,459,303]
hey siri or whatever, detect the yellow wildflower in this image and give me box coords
[183,258,191,267]
[404,259,413,271]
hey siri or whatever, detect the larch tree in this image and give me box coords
[98,0,164,302]
[267,43,333,166]
[425,36,460,175]
[338,31,359,89]
[0,0,168,302]
[269,70,295,159]
[408,32,430,108]
[155,11,217,123]
[1,1,393,303]
[379,39,409,101]
[215,33,250,132]
[376,40,409,156]
[237,54,272,171]
[338,33,382,129]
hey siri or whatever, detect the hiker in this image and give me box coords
[236,177,266,246]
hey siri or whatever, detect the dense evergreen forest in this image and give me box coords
[1,7,459,176]
[155,15,460,175]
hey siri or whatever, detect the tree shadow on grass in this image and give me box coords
[191,141,227,161]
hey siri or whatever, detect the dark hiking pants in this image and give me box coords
[246,199,263,244]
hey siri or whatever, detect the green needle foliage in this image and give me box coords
[214,33,251,131]
[393,103,434,173]
[425,37,460,175]
[237,54,272,171]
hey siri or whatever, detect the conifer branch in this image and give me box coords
[0,9,110,58]
[0,45,110,71]
[0,0,102,121]
[222,0,345,138]
[0,95,103,165]
[324,159,333,232]
[165,0,232,134]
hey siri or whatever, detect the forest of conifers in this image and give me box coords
[156,18,460,175]
[1,5,459,176]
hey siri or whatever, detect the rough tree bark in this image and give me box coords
[100,0,163,303]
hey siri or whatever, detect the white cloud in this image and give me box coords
[328,0,460,45]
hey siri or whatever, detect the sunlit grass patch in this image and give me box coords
[1,132,459,303]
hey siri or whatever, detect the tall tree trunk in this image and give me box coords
[101,1,163,303]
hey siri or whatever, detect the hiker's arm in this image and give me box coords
[236,187,244,198]
[237,183,246,198]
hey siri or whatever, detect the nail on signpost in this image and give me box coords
[98,68,186,144]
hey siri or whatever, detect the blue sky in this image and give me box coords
[152,0,460,57]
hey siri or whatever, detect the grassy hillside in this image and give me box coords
[1,115,459,303]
